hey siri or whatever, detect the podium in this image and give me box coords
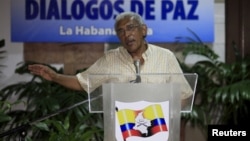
[87,73,197,141]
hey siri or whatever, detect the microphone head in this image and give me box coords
[133,59,140,74]
[133,59,141,83]
[134,59,140,66]
[133,58,140,63]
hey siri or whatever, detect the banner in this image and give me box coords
[11,0,214,43]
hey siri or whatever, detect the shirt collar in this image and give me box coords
[120,44,152,62]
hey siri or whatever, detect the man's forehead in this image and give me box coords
[116,17,136,27]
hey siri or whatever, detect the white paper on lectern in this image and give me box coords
[115,101,169,141]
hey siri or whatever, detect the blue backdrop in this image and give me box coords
[11,0,214,43]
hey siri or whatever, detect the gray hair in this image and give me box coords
[114,12,145,29]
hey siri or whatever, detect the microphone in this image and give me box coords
[133,59,141,83]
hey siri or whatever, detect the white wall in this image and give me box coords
[0,0,225,86]
[213,1,225,62]
[0,0,24,88]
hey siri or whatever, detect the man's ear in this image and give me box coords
[141,24,147,37]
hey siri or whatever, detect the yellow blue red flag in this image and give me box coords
[116,101,169,141]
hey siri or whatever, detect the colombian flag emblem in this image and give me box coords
[116,101,169,141]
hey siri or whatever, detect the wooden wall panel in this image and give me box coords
[226,0,250,63]
[24,43,104,74]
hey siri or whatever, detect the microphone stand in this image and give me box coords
[131,59,141,83]
[0,95,102,140]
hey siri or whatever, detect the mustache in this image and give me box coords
[125,37,135,44]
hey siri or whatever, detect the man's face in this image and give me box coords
[115,17,147,54]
